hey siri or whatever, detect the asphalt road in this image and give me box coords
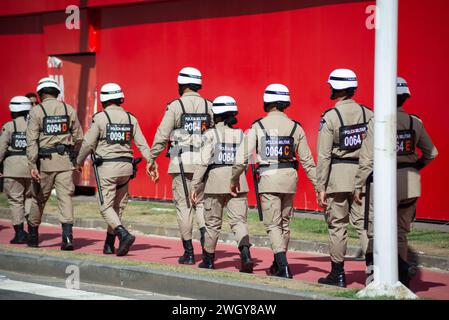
[0,270,189,300]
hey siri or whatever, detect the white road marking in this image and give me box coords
[0,278,132,300]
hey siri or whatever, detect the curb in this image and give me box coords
[0,250,345,300]
[1,208,448,271]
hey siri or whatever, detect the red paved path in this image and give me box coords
[0,219,448,300]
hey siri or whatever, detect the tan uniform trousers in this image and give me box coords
[203,193,250,253]
[398,198,417,261]
[261,193,295,254]
[172,173,205,241]
[99,176,130,234]
[325,192,373,264]
[29,171,75,226]
[4,178,32,226]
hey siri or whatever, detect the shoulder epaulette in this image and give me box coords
[167,98,179,106]
[92,111,103,119]
[252,118,263,125]
[1,121,12,130]
[127,111,136,118]
[292,119,302,127]
[360,104,373,111]
[321,108,334,118]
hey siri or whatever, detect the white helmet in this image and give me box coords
[397,77,411,96]
[100,83,124,102]
[177,67,202,85]
[9,96,32,112]
[263,84,290,104]
[328,69,358,90]
[212,96,238,115]
[36,77,61,93]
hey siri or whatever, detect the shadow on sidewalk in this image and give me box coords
[411,270,447,293]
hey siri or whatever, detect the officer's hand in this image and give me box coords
[230,183,240,197]
[354,190,364,206]
[191,188,197,205]
[75,164,83,172]
[31,169,41,182]
[318,191,327,208]
[146,162,159,183]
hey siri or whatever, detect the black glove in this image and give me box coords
[415,157,426,171]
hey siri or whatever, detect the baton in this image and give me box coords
[364,172,374,230]
[91,152,104,206]
[178,149,191,209]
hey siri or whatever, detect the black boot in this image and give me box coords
[178,240,195,265]
[27,223,39,248]
[274,252,293,279]
[10,223,28,244]
[61,223,74,251]
[318,262,346,288]
[365,252,374,285]
[269,254,279,275]
[103,233,116,254]
[114,225,136,256]
[398,256,411,288]
[239,246,254,273]
[199,227,206,249]
[198,250,215,269]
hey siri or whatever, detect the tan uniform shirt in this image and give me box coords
[191,122,249,194]
[0,116,31,178]
[231,110,317,194]
[26,97,83,172]
[149,91,214,174]
[355,107,438,200]
[76,105,152,178]
[316,99,374,193]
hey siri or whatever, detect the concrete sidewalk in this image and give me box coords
[0,220,448,300]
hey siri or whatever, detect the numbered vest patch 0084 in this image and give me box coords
[106,123,133,145]
[397,130,415,155]
[213,143,237,165]
[339,123,367,150]
[43,115,69,135]
[261,136,294,160]
[180,113,211,134]
[11,132,27,150]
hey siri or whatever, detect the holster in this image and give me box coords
[131,157,142,179]
[92,155,104,166]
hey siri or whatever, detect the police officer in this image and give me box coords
[354,77,438,287]
[76,83,154,256]
[316,69,374,287]
[190,96,253,273]
[26,77,84,250]
[231,84,317,278]
[148,67,214,264]
[0,96,32,243]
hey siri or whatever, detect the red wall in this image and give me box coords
[0,0,447,220]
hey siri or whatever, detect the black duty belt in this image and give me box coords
[5,150,26,157]
[331,157,359,165]
[167,144,199,158]
[259,161,298,173]
[97,157,133,164]
[208,164,232,171]
[39,145,71,158]
[397,163,418,170]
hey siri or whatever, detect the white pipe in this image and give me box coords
[373,0,399,285]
